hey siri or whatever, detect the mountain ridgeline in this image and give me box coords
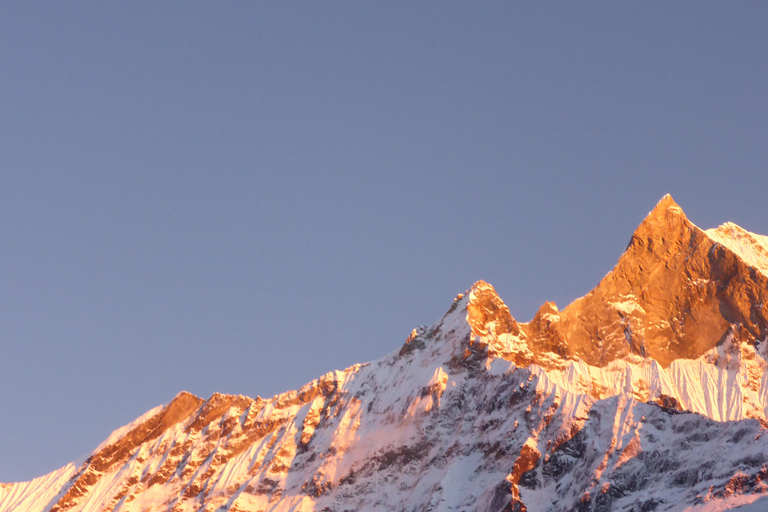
[3,195,768,512]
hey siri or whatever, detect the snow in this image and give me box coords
[524,340,768,424]
[679,495,768,512]
[0,463,78,512]
[93,403,165,453]
[705,222,768,278]
[729,496,768,511]
[608,295,646,317]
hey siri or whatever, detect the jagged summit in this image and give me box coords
[461,194,768,370]
[451,197,768,424]
[565,194,767,366]
[623,193,690,255]
[4,196,768,512]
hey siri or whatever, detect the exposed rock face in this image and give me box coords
[3,195,768,512]
[555,195,768,367]
[497,194,768,369]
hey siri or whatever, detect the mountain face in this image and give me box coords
[4,195,768,512]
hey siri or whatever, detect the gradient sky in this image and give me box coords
[1,3,767,482]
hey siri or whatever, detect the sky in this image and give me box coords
[1,3,767,482]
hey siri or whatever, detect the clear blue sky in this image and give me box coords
[1,3,766,482]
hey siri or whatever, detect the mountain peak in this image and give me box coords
[474,195,768,370]
[626,193,693,253]
[465,281,518,338]
[652,192,681,212]
[433,198,768,377]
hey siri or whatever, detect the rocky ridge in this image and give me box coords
[491,195,768,369]
[2,195,768,512]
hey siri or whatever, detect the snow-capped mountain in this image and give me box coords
[3,195,768,512]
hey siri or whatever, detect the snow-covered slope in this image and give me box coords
[0,464,78,512]
[3,195,768,512]
[705,222,768,279]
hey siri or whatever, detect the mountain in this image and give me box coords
[3,194,768,512]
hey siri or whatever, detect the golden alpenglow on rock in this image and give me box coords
[516,194,768,368]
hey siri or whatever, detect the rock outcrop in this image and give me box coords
[477,194,768,369]
[556,194,768,367]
